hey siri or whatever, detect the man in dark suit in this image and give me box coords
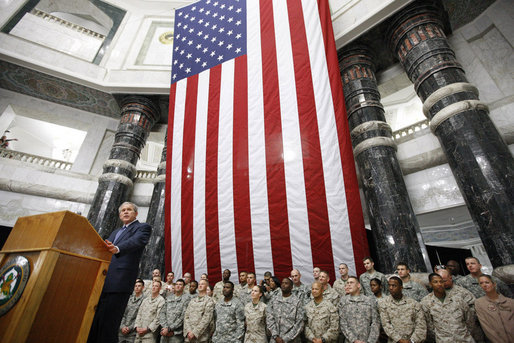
[88,201,152,343]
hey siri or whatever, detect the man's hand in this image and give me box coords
[275,337,284,343]
[120,326,130,335]
[313,338,323,343]
[136,327,149,335]
[187,331,196,340]
[398,340,411,343]
[104,239,119,254]
[161,327,169,336]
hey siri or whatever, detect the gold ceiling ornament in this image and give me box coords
[159,31,174,45]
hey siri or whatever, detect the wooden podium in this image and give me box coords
[0,211,112,342]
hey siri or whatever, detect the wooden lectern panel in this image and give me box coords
[0,211,111,343]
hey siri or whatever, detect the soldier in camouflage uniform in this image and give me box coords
[396,262,428,302]
[264,276,281,304]
[159,279,191,343]
[212,281,245,343]
[213,269,231,302]
[266,278,305,343]
[183,273,192,293]
[189,280,198,299]
[244,285,267,343]
[184,279,215,343]
[290,269,310,305]
[359,257,388,296]
[338,276,380,343]
[119,279,146,343]
[304,281,339,343]
[456,257,512,298]
[378,276,426,343]
[239,272,257,305]
[234,271,248,297]
[332,263,350,297]
[134,281,166,342]
[437,269,485,342]
[311,270,339,307]
[446,260,463,283]
[421,273,474,342]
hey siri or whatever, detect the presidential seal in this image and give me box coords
[0,255,30,316]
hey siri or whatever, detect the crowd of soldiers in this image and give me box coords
[117,256,513,343]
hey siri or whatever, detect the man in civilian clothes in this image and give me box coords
[88,201,152,343]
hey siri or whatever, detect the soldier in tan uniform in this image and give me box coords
[134,281,166,342]
[244,285,267,343]
[421,273,474,342]
[332,263,350,297]
[183,272,192,293]
[213,269,231,301]
[184,279,215,343]
[304,281,339,343]
[119,279,146,343]
[378,276,426,343]
[312,270,339,307]
[234,271,248,297]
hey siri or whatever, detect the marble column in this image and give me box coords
[87,96,159,238]
[139,132,167,276]
[387,1,514,267]
[339,45,430,272]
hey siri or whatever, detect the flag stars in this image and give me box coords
[177,22,182,27]
[228,5,233,10]
[186,67,191,73]
[219,27,225,33]
[191,6,196,11]
[213,1,218,6]
[199,8,204,13]
[196,43,202,49]
[186,53,192,59]
[188,40,193,45]
[183,24,188,29]
[197,31,203,36]
[236,33,241,39]
[184,14,189,19]
[173,74,176,79]
[180,50,185,55]
[206,10,210,15]
[235,47,241,53]
[202,62,207,67]
[227,43,233,49]
[204,22,210,27]
[213,12,218,18]
[212,24,217,30]
[220,15,225,21]
[179,63,184,69]
[228,17,233,23]
[195,57,201,63]
[211,37,217,42]
[189,28,194,33]
[227,30,233,36]
[220,4,225,9]
[236,20,241,26]
[178,11,183,16]
[217,55,223,61]
[198,19,204,24]
[181,36,186,41]
[190,17,196,21]
[236,8,242,13]
[203,48,208,53]
[204,34,209,39]
[210,51,215,57]
[218,41,224,46]
[175,46,179,51]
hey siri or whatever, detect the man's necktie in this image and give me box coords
[113,226,127,245]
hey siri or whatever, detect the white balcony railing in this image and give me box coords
[0,148,73,170]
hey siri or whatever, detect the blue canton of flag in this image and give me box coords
[171,0,247,83]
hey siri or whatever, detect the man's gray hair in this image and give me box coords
[118,201,138,213]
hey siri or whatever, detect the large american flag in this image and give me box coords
[165,0,369,284]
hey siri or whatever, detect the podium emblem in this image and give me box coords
[0,255,30,316]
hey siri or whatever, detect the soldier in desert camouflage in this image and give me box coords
[304,281,339,343]
[377,276,426,343]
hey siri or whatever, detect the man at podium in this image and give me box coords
[88,202,152,343]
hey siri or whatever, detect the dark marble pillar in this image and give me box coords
[339,45,430,272]
[139,132,167,276]
[88,96,159,238]
[387,1,514,267]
